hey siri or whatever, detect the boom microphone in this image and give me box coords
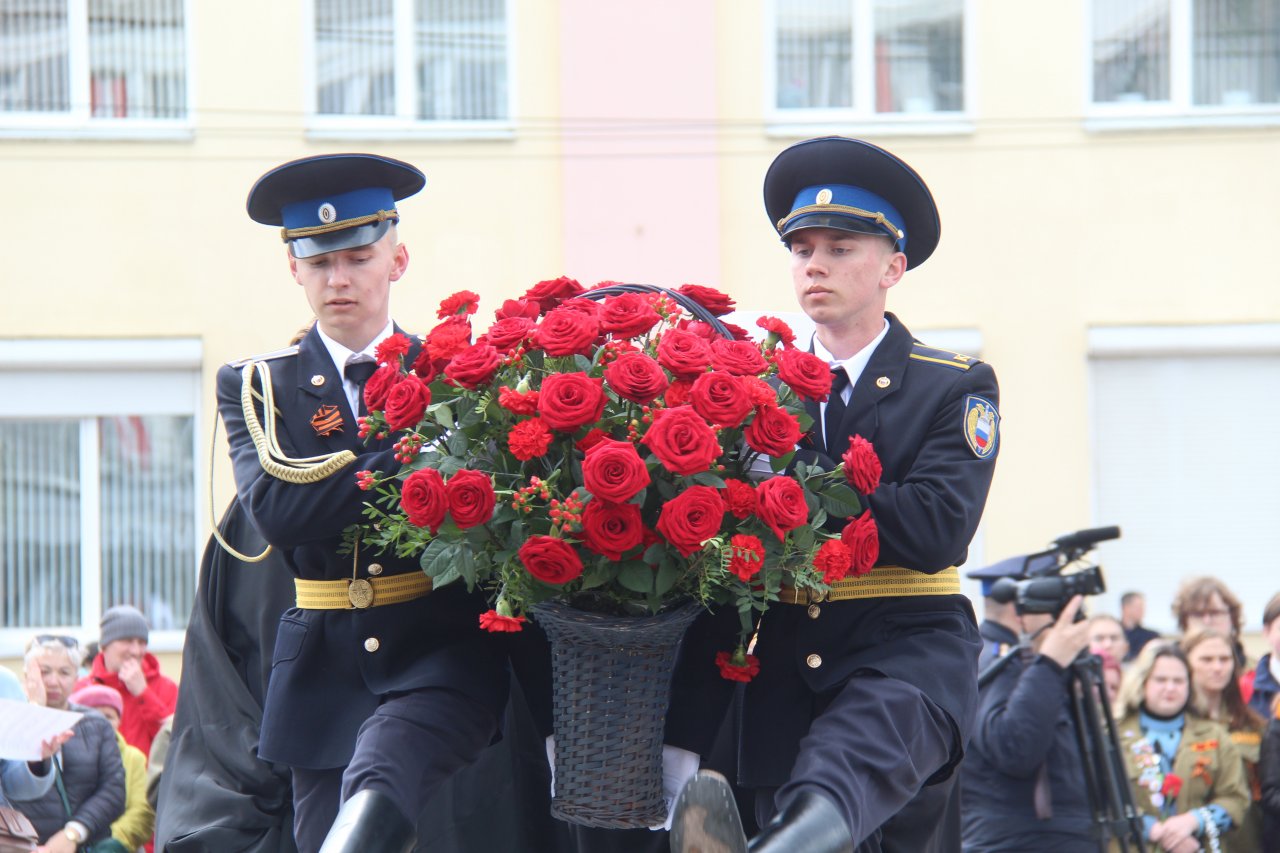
[1052,526,1121,552]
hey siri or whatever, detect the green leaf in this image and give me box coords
[770,451,795,473]
[819,484,863,518]
[447,430,469,456]
[654,561,681,596]
[691,472,727,488]
[573,354,593,372]
[437,455,465,477]
[432,404,454,429]
[579,562,614,590]
[791,524,815,550]
[618,562,656,594]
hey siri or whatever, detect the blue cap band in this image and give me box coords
[779,184,906,250]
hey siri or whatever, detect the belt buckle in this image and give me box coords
[807,587,827,604]
[348,578,374,609]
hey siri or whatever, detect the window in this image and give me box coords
[1090,0,1280,118]
[0,339,201,655]
[769,0,969,127]
[309,0,512,134]
[0,0,190,134]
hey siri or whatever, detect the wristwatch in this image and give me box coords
[63,825,84,844]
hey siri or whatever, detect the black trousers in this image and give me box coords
[290,687,498,853]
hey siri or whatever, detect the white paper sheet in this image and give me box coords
[0,698,83,761]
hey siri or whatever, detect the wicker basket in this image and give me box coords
[532,599,702,828]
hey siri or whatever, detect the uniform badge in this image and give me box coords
[816,188,833,205]
[318,202,337,224]
[311,404,344,437]
[963,395,999,459]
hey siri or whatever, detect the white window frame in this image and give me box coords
[304,0,517,141]
[0,338,203,656]
[0,0,196,141]
[1084,0,1280,132]
[764,0,977,138]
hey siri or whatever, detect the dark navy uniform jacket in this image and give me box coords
[740,313,995,787]
[216,325,507,770]
[978,619,1019,670]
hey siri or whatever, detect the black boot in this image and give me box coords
[669,770,748,853]
[746,790,853,853]
[318,789,416,853]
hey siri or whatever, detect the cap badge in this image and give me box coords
[815,188,833,205]
[963,395,999,459]
[318,202,337,224]
[311,404,344,437]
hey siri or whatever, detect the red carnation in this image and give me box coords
[814,539,853,584]
[400,468,447,531]
[841,511,879,576]
[655,485,725,556]
[841,434,882,494]
[423,316,473,364]
[676,284,736,316]
[755,477,808,541]
[445,469,496,529]
[363,364,400,412]
[689,371,753,429]
[508,418,554,461]
[656,328,714,379]
[582,438,650,503]
[727,533,765,581]
[642,406,721,476]
[710,339,768,376]
[744,404,802,458]
[384,374,432,431]
[721,479,757,519]
[523,276,585,314]
[775,349,834,402]
[580,500,645,561]
[603,352,669,404]
[374,332,412,365]
[534,306,601,357]
[1160,773,1183,799]
[600,292,662,338]
[715,649,761,683]
[665,379,693,408]
[444,343,501,390]
[756,316,796,348]
[538,373,607,432]
[498,386,540,415]
[479,610,526,633]
[480,317,535,354]
[437,290,480,319]
[519,535,584,585]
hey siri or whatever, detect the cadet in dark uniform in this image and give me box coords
[217,154,507,853]
[968,554,1041,669]
[671,137,1000,853]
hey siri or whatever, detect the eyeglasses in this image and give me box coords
[34,634,80,648]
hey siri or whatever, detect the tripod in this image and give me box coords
[978,643,1148,852]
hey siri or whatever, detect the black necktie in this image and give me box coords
[824,367,849,455]
[344,359,377,415]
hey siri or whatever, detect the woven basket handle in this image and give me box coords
[582,283,733,340]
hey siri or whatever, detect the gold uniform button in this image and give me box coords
[807,604,821,620]
[367,563,383,576]
[311,374,326,386]
[876,376,891,389]
[363,637,380,653]
[806,653,823,669]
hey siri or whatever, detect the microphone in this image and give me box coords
[1052,526,1121,552]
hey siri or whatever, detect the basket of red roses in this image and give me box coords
[349,277,883,827]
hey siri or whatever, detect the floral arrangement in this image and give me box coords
[347,278,882,680]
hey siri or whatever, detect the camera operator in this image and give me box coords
[961,594,1097,851]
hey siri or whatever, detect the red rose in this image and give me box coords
[444,343,501,390]
[721,479,757,519]
[642,406,721,476]
[519,535,584,585]
[689,371,753,428]
[655,485,725,556]
[715,649,761,683]
[363,364,400,412]
[508,418,554,460]
[814,539,853,584]
[400,468,447,531]
[437,290,480,319]
[523,276,585,313]
[676,284,736,316]
[374,332,413,365]
[480,317,534,353]
[656,328,714,379]
[756,316,796,348]
[576,428,610,452]
[498,386,540,415]
[664,379,693,408]
[445,469,496,529]
[495,298,541,321]
[722,321,753,342]
[534,306,601,357]
[603,352,669,404]
[841,511,879,576]
[384,374,432,431]
[727,533,765,581]
[599,292,662,338]
[755,477,808,541]
[538,373,607,432]
[775,349,834,402]
[479,610,526,632]
[580,500,645,560]
[840,434,882,494]
[556,298,602,319]
[709,339,767,376]
[679,320,718,340]
[744,404,801,457]
[582,438,650,503]
[423,316,473,363]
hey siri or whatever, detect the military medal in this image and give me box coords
[311,404,344,436]
[348,578,374,608]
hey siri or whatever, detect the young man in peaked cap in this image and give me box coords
[218,153,507,853]
[670,137,1001,852]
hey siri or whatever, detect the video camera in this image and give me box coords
[988,526,1120,617]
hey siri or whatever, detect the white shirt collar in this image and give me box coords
[314,320,396,377]
[811,317,891,388]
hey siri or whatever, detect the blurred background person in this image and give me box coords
[1171,577,1248,669]
[1114,642,1249,852]
[1182,629,1265,852]
[76,606,177,760]
[0,667,72,815]
[70,685,155,853]
[1098,649,1123,707]
[1261,708,1279,853]
[1087,613,1130,666]
[1121,591,1161,663]
[1242,593,1280,719]
[14,635,125,852]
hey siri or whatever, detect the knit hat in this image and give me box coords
[69,684,125,717]
[100,604,150,647]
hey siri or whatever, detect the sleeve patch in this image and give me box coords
[964,395,999,459]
